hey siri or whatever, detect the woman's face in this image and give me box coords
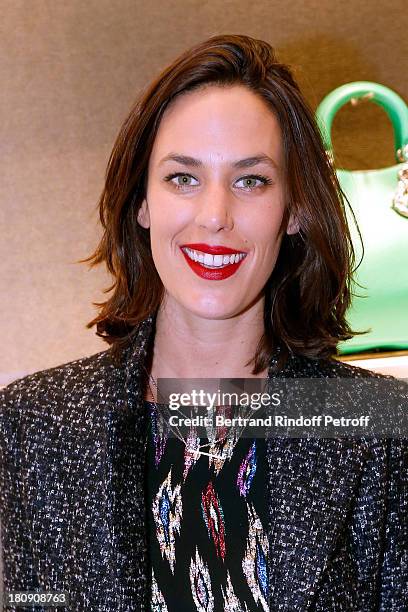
[138,84,298,320]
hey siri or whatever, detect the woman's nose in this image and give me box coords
[194,183,234,233]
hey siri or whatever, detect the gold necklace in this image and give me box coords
[143,366,251,461]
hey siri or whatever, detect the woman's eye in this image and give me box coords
[164,173,199,189]
[235,175,272,190]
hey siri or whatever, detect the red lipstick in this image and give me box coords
[181,243,247,255]
[180,243,248,281]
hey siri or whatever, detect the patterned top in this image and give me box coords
[145,400,269,612]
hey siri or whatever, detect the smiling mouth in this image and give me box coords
[181,247,247,269]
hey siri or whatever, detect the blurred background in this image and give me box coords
[1,0,408,384]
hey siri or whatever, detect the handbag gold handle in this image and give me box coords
[316,81,408,218]
[316,81,408,163]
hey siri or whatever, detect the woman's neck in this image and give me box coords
[148,297,268,383]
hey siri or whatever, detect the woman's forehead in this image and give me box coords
[150,84,283,168]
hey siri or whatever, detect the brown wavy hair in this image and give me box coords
[80,33,366,373]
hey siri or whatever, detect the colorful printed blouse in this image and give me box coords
[145,400,269,611]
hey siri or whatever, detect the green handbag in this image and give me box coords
[316,81,408,355]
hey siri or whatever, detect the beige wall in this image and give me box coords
[1,0,408,384]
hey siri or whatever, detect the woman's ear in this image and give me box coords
[137,199,150,229]
[286,212,300,235]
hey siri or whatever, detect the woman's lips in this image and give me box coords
[180,247,247,280]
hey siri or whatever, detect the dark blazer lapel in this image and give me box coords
[107,314,155,608]
[266,406,368,610]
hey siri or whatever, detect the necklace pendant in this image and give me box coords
[197,450,226,460]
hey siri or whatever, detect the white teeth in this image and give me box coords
[182,247,246,269]
[203,253,213,266]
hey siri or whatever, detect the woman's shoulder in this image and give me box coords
[291,351,404,381]
[1,347,120,416]
[286,352,408,412]
[0,348,126,473]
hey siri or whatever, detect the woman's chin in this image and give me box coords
[175,297,247,321]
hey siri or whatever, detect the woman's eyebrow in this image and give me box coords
[158,153,278,169]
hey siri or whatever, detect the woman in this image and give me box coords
[1,34,407,611]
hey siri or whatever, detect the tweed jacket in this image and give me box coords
[1,313,407,612]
